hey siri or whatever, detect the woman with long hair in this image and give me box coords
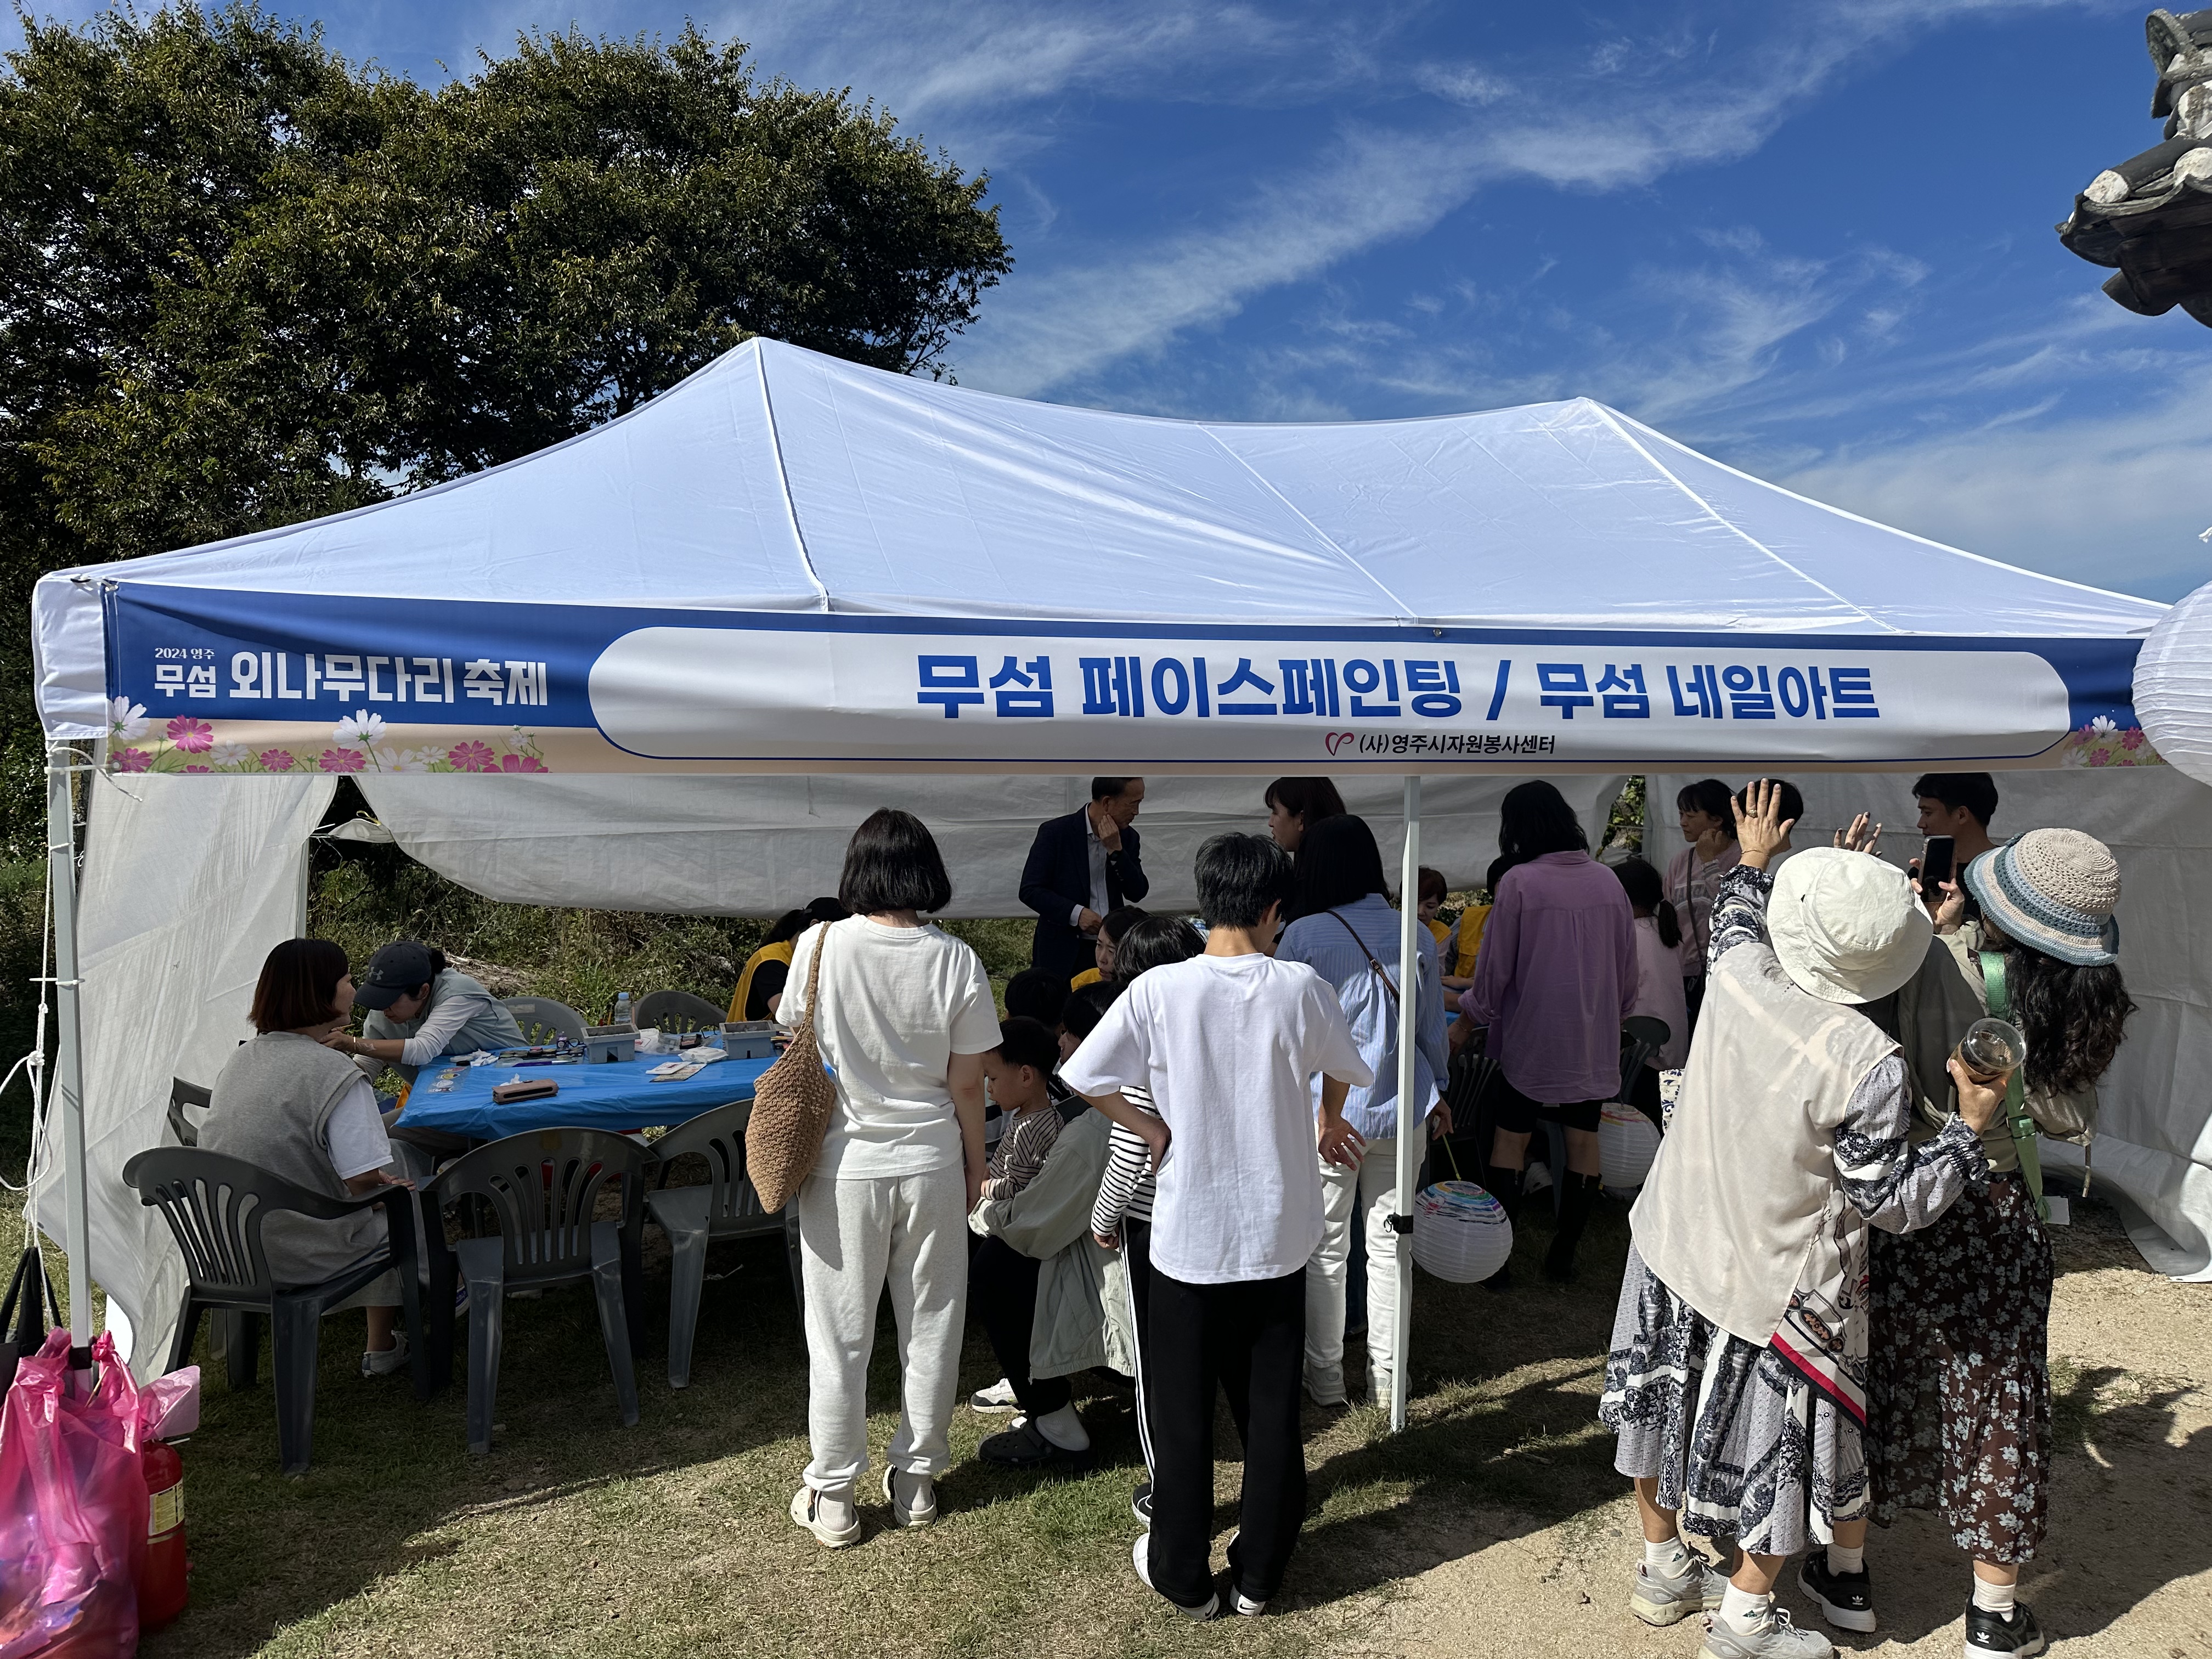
[1664,778,1741,1035]
[782,810,998,1548]
[1601,786,2002,1657]
[1460,781,1637,1283]
[201,940,413,1376]
[1872,831,2135,1656]
[1613,857,1690,1122]
[1276,815,1449,1407]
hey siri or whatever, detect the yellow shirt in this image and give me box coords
[729,940,795,1022]
[1425,917,1450,947]
[1452,905,1493,979]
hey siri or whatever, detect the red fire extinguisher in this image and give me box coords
[140,1437,188,1630]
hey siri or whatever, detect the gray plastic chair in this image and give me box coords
[644,1097,795,1387]
[165,1077,211,1147]
[122,1146,427,1473]
[499,996,589,1045]
[634,989,727,1034]
[1621,1015,1672,1101]
[417,1127,647,1453]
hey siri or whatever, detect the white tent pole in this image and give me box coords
[1390,774,1421,1434]
[46,742,92,1346]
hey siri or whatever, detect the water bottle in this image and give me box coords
[613,990,632,1028]
[1955,1016,2027,1085]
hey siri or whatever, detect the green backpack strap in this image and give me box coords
[1979,950,2047,1221]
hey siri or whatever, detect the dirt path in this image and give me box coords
[1341,1203,2212,1658]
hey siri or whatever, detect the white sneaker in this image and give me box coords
[789,1486,861,1549]
[968,1377,1019,1413]
[1132,1532,1218,1620]
[882,1466,938,1528]
[1632,1558,1728,1626]
[360,1331,410,1378]
[1699,1606,1835,1658]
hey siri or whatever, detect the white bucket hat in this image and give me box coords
[1766,848,1932,1005]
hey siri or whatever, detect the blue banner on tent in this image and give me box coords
[97,582,2153,774]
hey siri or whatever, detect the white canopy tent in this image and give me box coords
[27,338,2181,1427]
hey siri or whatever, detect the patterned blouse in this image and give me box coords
[1706,863,1988,1415]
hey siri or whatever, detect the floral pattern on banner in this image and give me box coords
[102,702,551,776]
[2059,715,2164,768]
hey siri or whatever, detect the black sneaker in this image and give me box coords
[1965,1600,2046,1656]
[1131,1481,1153,1523]
[1797,1555,1877,1633]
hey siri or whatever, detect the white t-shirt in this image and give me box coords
[781,916,1001,1179]
[324,1079,395,1181]
[1059,952,1372,1285]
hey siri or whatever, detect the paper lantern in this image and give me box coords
[1599,1103,1661,1193]
[1411,1181,1514,1284]
[2136,578,2212,787]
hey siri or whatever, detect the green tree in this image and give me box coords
[0,3,1010,845]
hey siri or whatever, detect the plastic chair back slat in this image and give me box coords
[648,1101,762,1231]
[426,1128,647,1288]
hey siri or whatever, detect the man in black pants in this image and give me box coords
[1062,834,1369,1620]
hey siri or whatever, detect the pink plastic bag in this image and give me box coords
[0,1331,149,1658]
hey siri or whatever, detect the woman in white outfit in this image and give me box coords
[783,809,999,1548]
[1274,814,1449,1409]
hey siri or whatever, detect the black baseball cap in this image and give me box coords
[354,942,437,1011]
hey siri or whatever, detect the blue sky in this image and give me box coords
[43,0,2212,600]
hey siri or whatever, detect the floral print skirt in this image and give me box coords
[1867,1172,2053,1563]
[1601,1246,1867,1558]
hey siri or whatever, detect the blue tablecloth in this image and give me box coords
[394,1053,775,1141]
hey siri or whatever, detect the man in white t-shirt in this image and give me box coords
[1061,832,1371,1621]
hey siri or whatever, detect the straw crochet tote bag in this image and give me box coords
[744,929,839,1212]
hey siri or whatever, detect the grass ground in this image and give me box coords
[4,1176,1637,1659]
[4,1174,2205,1657]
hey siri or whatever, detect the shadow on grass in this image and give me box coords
[1856,1361,2212,1650]
[148,1227,815,1658]
[951,1197,1645,1610]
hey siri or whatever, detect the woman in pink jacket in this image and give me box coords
[1460,781,1638,1284]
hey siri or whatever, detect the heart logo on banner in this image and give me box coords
[1324,731,1355,755]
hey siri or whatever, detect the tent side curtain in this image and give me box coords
[33,772,336,1376]
[32,338,2163,773]
[1646,769,2212,1282]
[355,774,1628,920]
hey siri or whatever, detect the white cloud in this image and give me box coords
[954,0,2098,397]
[956,123,1489,395]
[1782,381,2212,600]
[1415,61,1511,105]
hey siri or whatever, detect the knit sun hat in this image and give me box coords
[1962,829,2122,966]
[1766,848,1933,1005]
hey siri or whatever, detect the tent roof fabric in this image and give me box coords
[33,339,2163,739]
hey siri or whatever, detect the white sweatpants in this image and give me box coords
[1304,1137,1400,1404]
[797,1166,968,1492]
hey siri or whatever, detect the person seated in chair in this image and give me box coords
[324,940,524,1090]
[200,939,413,1378]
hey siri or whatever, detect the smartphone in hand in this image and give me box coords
[1919,835,1955,903]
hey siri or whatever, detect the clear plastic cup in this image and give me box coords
[1956,1016,2028,1084]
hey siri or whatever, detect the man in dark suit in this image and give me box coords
[1020,777,1149,980]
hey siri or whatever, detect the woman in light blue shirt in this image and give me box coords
[1275,814,1449,1408]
